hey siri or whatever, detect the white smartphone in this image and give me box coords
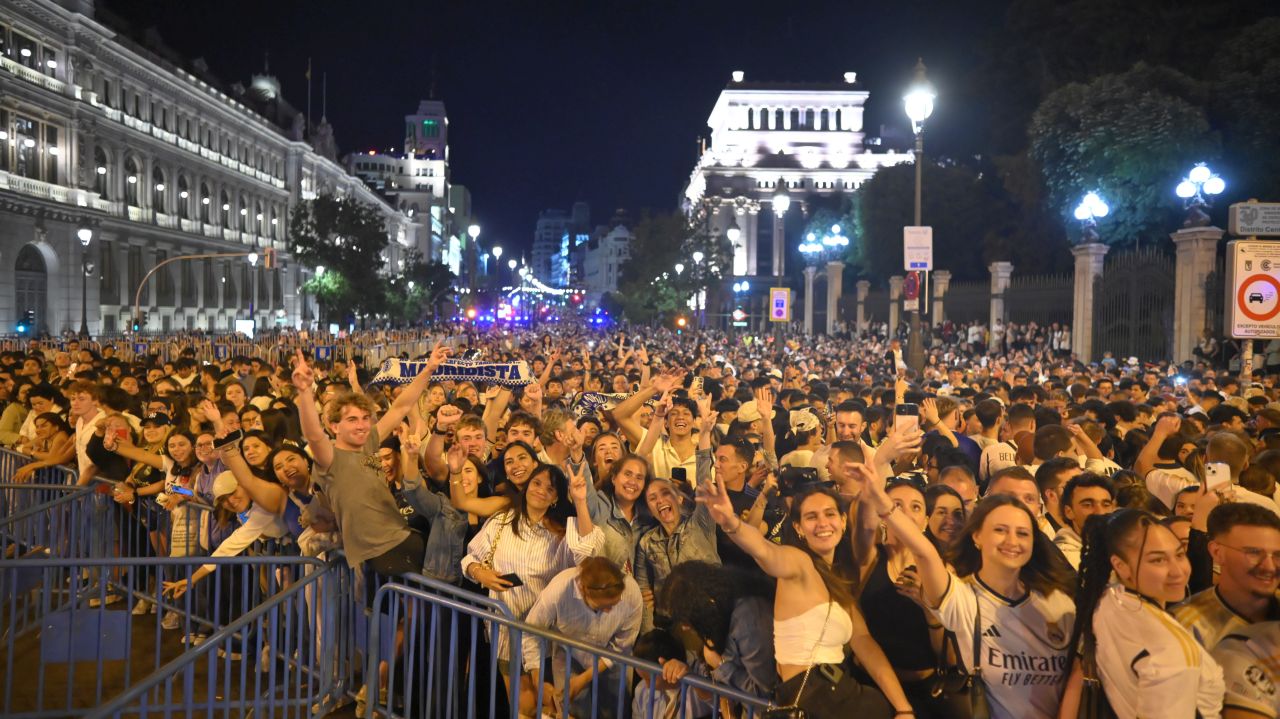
[1205,462,1231,492]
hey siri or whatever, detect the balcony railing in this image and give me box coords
[0,55,66,94]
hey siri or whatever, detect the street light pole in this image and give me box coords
[467,224,481,298]
[77,224,93,337]
[771,183,791,348]
[904,58,935,377]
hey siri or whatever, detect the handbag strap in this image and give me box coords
[482,516,506,567]
[780,601,833,710]
[971,583,983,679]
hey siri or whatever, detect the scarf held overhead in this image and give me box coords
[370,358,534,387]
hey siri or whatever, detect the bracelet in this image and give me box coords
[723,518,743,535]
[877,504,898,520]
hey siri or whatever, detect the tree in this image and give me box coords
[1208,18,1280,208]
[611,210,732,324]
[289,194,393,324]
[1029,63,1220,246]
[384,249,454,325]
[854,162,1012,282]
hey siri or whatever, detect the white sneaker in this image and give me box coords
[132,598,153,615]
[160,610,182,631]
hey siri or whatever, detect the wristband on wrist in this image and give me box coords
[877,504,898,520]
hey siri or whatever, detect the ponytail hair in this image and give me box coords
[1065,508,1159,673]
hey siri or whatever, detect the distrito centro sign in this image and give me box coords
[1230,202,1280,237]
[1227,240,1280,338]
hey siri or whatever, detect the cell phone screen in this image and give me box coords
[671,467,688,483]
[499,573,524,588]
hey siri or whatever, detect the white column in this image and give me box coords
[856,280,870,332]
[1071,243,1110,360]
[932,270,951,324]
[988,261,1014,334]
[826,260,844,335]
[803,266,817,334]
[782,106,792,130]
[1171,226,1224,363]
[744,209,759,277]
[889,275,904,335]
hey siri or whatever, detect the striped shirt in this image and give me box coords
[461,511,602,660]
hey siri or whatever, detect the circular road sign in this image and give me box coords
[1237,273,1280,322]
[903,271,920,300]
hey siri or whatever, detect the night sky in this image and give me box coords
[101,0,1009,256]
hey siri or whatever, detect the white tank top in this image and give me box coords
[773,601,853,665]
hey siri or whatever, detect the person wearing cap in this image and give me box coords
[779,409,822,469]
[521,557,642,718]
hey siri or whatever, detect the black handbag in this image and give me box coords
[763,603,832,719]
[930,629,972,699]
[1077,635,1117,719]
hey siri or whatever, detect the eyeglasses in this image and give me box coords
[1216,543,1280,567]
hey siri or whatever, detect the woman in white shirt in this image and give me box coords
[854,462,1077,719]
[1065,508,1222,719]
[460,462,601,673]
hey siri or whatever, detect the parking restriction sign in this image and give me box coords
[769,288,791,322]
[1228,240,1280,338]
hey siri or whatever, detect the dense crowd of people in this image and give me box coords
[2,323,1278,719]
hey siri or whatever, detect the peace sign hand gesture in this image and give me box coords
[292,349,315,391]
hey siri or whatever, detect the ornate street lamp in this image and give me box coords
[1175,162,1225,228]
[77,224,93,336]
[903,58,935,375]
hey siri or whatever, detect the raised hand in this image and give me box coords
[436,404,463,432]
[698,409,719,436]
[650,369,685,395]
[1153,415,1181,437]
[426,343,450,373]
[695,468,736,528]
[876,425,923,466]
[555,423,584,458]
[567,462,589,504]
[446,441,467,474]
[199,399,226,437]
[291,349,315,391]
[920,397,940,427]
[753,386,775,421]
[850,463,890,512]
[523,381,543,403]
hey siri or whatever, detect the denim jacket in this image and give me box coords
[399,473,469,584]
[634,448,720,628]
[584,461,655,575]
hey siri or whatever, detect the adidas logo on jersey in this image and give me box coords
[981,624,1002,638]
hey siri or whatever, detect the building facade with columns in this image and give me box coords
[0,0,418,336]
[681,71,910,326]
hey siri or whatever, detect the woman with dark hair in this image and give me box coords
[459,462,600,673]
[923,484,965,549]
[699,476,911,718]
[851,475,963,718]
[657,561,778,701]
[856,462,1077,719]
[1060,508,1221,719]
[449,440,539,519]
[239,430,276,481]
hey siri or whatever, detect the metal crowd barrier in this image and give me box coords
[0,555,328,719]
[367,581,770,719]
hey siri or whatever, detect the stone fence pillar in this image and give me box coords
[1171,226,1224,363]
[988,262,1013,335]
[856,280,870,333]
[932,270,952,324]
[1071,243,1110,360]
[825,261,845,335]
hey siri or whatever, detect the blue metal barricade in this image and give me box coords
[0,555,326,718]
[367,580,770,719]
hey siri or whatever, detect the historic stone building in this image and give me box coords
[0,0,421,335]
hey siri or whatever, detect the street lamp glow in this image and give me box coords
[1204,176,1225,195]
[315,265,325,277]
[77,226,93,246]
[674,263,685,275]
[1175,181,1197,199]
[773,184,791,215]
[831,224,841,234]
[807,232,817,243]
[407,281,415,290]
[247,252,259,267]
[1075,191,1109,220]
[508,258,518,270]
[904,59,935,129]
[1188,164,1211,184]
[692,251,705,265]
[492,245,503,261]
[725,218,741,244]
[467,224,480,240]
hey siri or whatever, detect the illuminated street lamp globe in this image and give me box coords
[508,259,518,270]
[492,245,503,261]
[692,251,705,265]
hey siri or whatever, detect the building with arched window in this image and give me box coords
[0,0,423,335]
[681,72,911,319]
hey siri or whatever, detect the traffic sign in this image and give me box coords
[769,288,791,322]
[903,226,933,271]
[1227,240,1280,338]
[132,343,147,355]
[903,271,920,311]
[315,345,335,361]
[213,344,229,360]
[1230,202,1280,237]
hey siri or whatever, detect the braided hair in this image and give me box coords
[1064,508,1161,674]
